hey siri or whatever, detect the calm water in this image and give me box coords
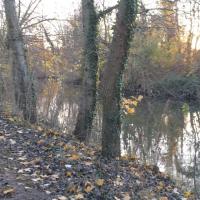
[38,80,200,195]
[121,100,200,194]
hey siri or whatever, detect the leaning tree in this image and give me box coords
[101,0,138,158]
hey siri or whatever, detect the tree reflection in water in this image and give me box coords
[38,81,199,197]
[122,100,200,198]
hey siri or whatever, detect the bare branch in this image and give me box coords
[21,18,57,30]
[20,0,42,27]
[97,4,119,19]
[42,25,55,54]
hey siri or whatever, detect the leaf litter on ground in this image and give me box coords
[0,115,195,200]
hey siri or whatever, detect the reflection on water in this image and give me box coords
[37,80,80,132]
[38,80,200,195]
[122,100,200,194]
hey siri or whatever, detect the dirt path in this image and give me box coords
[0,171,50,200]
[0,117,51,200]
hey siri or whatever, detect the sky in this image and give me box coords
[41,0,81,18]
[40,0,123,18]
[21,0,200,49]
[40,0,156,18]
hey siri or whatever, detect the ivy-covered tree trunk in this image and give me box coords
[4,0,37,123]
[101,0,137,158]
[73,0,98,141]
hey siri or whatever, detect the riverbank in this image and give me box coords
[0,114,194,200]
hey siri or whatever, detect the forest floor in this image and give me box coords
[0,114,194,200]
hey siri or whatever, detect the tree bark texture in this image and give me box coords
[73,0,98,141]
[4,0,37,123]
[101,0,137,158]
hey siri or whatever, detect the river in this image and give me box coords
[37,80,200,196]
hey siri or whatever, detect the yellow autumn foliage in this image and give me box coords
[122,95,143,115]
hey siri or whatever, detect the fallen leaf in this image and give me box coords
[58,142,64,146]
[75,193,84,199]
[17,130,23,134]
[114,176,123,186]
[8,117,15,122]
[3,187,16,196]
[95,179,104,186]
[129,155,138,161]
[37,139,45,145]
[66,171,72,177]
[127,107,135,114]
[123,193,131,200]
[67,183,78,193]
[63,144,70,150]
[45,190,51,194]
[9,139,16,145]
[69,154,80,160]
[84,182,94,193]
[84,161,93,166]
[57,196,68,200]
[137,95,143,101]
[184,191,193,198]
[37,126,43,132]
[30,158,41,165]
[21,161,30,165]
[18,156,27,161]
[0,136,6,141]
[160,197,168,200]
[131,100,138,106]
[173,188,180,194]
[51,174,60,180]
[32,178,42,182]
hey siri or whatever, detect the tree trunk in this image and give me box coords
[101,0,137,158]
[4,0,37,123]
[73,0,98,141]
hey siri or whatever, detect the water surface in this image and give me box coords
[38,80,200,195]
